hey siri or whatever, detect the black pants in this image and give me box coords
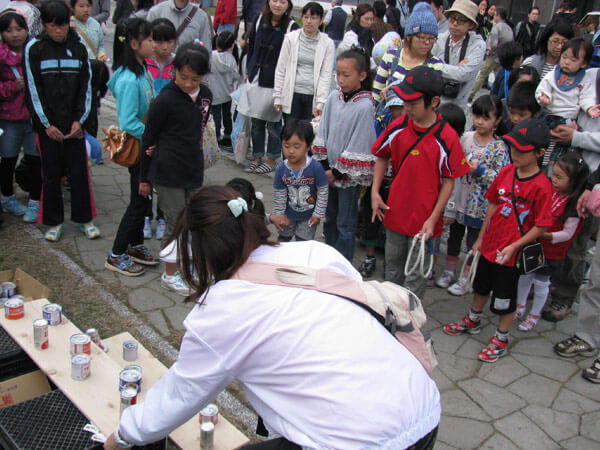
[2,154,42,200]
[284,93,314,123]
[37,133,94,226]
[447,222,479,258]
[112,163,150,254]
[211,102,233,139]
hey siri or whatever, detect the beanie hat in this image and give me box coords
[404,2,438,37]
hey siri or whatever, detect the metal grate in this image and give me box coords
[0,326,21,355]
[0,326,37,382]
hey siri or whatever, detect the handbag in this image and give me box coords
[510,171,545,274]
[202,115,220,169]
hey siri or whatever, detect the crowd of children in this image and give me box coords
[1,0,600,387]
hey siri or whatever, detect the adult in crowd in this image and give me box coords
[242,0,265,31]
[552,0,578,27]
[213,0,237,34]
[384,0,401,34]
[430,0,447,35]
[468,6,512,102]
[91,0,109,25]
[112,0,154,24]
[373,2,442,103]
[541,66,600,322]
[103,185,442,450]
[274,2,334,122]
[432,0,485,112]
[475,0,493,40]
[337,3,375,57]
[4,0,41,36]
[323,0,347,49]
[514,6,540,58]
[521,18,574,81]
[239,0,297,174]
[147,0,212,50]
[371,0,393,43]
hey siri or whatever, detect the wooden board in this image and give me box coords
[103,332,249,450]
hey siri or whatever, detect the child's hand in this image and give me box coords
[577,189,591,218]
[65,121,83,139]
[371,191,389,223]
[309,215,320,227]
[468,160,478,174]
[269,214,289,231]
[588,105,600,119]
[472,237,482,253]
[458,58,469,66]
[14,77,25,91]
[538,93,550,106]
[443,216,455,226]
[146,145,156,156]
[274,105,282,112]
[496,244,516,265]
[45,125,65,142]
[313,109,322,117]
[325,169,336,185]
[419,218,435,241]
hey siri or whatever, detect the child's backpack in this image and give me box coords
[233,262,437,375]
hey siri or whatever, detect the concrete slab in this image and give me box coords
[128,287,176,312]
[519,354,578,382]
[478,355,529,387]
[494,411,559,449]
[581,410,600,442]
[479,433,519,450]
[523,405,579,442]
[441,389,492,421]
[438,416,493,449]
[553,387,600,414]
[506,374,562,408]
[457,379,526,419]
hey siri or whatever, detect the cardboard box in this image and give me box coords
[0,370,51,408]
[0,269,48,302]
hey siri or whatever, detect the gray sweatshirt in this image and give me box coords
[204,50,241,105]
[147,0,212,51]
[487,20,513,62]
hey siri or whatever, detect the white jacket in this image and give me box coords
[273,29,335,114]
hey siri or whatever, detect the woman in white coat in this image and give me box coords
[104,185,441,450]
[273,2,334,122]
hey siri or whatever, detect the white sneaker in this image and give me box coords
[435,270,455,289]
[448,276,472,296]
[161,271,190,297]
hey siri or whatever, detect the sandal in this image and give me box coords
[79,222,101,239]
[244,161,260,173]
[254,162,275,174]
[515,304,526,320]
[518,314,540,332]
[45,224,64,242]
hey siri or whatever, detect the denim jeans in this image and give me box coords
[324,185,361,262]
[217,23,235,33]
[0,120,37,157]
[251,118,282,160]
[283,93,314,123]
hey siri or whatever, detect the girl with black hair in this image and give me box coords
[0,10,41,223]
[139,42,212,294]
[516,153,590,331]
[312,48,376,262]
[522,18,574,81]
[105,18,157,276]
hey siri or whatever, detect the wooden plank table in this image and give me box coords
[0,299,248,449]
[103,332,248,450]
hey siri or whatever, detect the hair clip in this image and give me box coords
[193,38,204,46]
[118,36,126,42]
[227,197,248,217]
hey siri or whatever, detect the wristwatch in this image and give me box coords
[114,429,134,448]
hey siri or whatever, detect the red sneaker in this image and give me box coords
[443,315,481,335]
[478,336,508,363]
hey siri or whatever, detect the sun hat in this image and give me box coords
[445,0,479,27]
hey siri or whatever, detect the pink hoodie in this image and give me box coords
[0,42,29,121]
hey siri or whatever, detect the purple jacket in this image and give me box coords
[0,42,30,121]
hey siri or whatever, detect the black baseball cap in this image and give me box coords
[502,119,550,153]
[395,66,444,101]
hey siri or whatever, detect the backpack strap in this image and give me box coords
[444,32,470,64]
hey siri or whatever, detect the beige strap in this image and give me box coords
[71,19,99,59]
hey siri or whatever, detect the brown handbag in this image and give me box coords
[101,126,140,167]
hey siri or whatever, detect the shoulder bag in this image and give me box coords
[442,32,470,99]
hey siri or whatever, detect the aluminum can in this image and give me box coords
[71,354,91,380]
[86,328,108,352]
[4,297,24,320]
[200,404,219,425]
[42,303,62,325]
[119,368,142,392]
[1,281,16,298]
[122,340,138,361]
[120,387,137,414]
[200,422,214,450]
[70,333,91,355]
[33,319,49,349]
[124,365,142,386]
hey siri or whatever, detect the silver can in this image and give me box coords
[119,368,142,392]
[200,404,219,425]
[1,281,16,298]
[70,333,91,355]
[42,303,62,325]
[122,340,138,361]
[120,387,138,414]
[71,354,91,380]
[200,422,214,450]
[4,297,24,320]
[33,319,49,349]
[124,365,142,386]
[86,328,108,352]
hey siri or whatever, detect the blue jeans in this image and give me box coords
[0,120,37,157]
[217,23,235,34]
[324,185,361,262]
[251,118,282,160]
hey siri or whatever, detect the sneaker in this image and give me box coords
[127,245,159,266]
[435,270,455,289]
[79,222,101,239]
[105,253,144,276]
[143,217,152,239]
[161,271,190,296]
[448,276,472,296]
[554,335,597,358]
[443,315,481,335]
[518,314,540,332]
[23,200,40,223]
[358,257,376,278]
[44,224,63,242]
[582,358,600,384]
[478,336,509,363]
[1,196,26,216]
[155,219,166,240]
[542,300,570,322]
